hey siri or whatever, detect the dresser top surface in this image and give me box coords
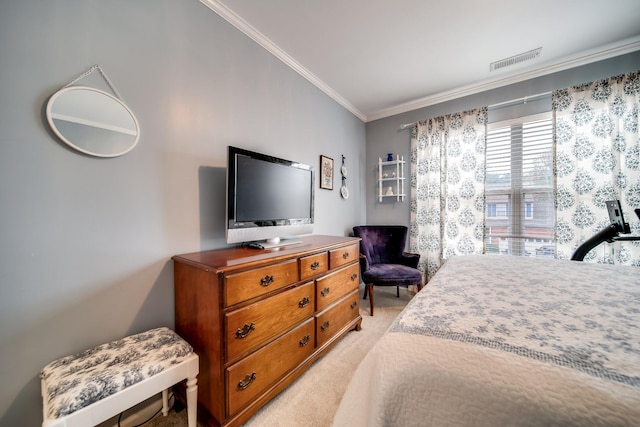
[173,235,359,272]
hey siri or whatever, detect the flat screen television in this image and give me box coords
[226,146,314,247]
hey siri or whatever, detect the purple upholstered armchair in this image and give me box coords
[353,225,423,316]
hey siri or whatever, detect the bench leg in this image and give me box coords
[162,389,169,416]
[186,376,198,427]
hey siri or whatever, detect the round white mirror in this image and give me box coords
[46,86,140,157]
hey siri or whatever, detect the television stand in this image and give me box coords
[261,237,301,249]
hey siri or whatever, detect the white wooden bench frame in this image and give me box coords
[41,352,199,427]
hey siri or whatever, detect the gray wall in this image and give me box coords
[0,1,365,425]
[365,51,640,226]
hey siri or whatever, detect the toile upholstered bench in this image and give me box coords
[40,327,199,427]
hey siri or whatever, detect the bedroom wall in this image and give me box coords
[0,1,365,425]
[365,51,640,227]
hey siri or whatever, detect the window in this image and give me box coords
[485,113,555,257]
[487,203,509,218]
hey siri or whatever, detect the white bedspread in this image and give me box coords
[333,255,640,427]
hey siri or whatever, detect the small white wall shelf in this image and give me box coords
[378,155,406,202]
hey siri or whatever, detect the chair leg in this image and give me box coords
[367,284,375,316]
[396,285,399,298]
[363,284,368,300]
[417,283,423,292]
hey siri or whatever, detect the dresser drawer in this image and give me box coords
[299,251,328,280]
[329,243,359,269]
[224,259,298,307]
[315,263,360,312]
[316,289,360,348]
[225,282,314,362]
[226,319,315,416]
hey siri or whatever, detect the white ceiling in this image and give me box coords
[201,0,640,122]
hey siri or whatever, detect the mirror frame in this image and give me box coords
[46,86,140,158]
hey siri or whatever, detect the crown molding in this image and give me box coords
[199,0,367,122]
[199,0,639,124]
[366,37,640,122]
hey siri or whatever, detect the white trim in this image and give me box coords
[199,0,367,122]
[368,37,640,122]
[197,0,640,124]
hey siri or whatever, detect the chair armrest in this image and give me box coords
[359,253,370,272]
[399,252,420,269]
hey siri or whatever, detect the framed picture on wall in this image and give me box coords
[320,155,334,190]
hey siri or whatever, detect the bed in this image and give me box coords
[332,255,640,427]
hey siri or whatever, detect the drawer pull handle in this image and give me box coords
[342,252,350,259]
[260,275,274,287]
[350,301,357,309]
[310,261,320,270]
[237,372,256,391]
[299,334,311,347]
[235,323,255,339]
[320,287,330,297]
[321,321,330,331]
[350,273,358,281]
[298,296,310,308]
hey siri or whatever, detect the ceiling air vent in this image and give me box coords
[490,47,542,72]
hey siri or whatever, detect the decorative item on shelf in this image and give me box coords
[382,172,389,178]
[340,155,349,199]
[320,155,334,190]
[45,64,140,158]
[387,153,393,161]
[391,171,396,178]
[385,186,394,196]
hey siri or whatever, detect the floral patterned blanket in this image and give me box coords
[333,255,640,427]
[41,327,193,419]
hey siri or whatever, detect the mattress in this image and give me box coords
[332,255,640,426]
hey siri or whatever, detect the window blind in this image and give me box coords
[485,113,555,257]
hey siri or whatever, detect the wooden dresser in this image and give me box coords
[173,235,362,427]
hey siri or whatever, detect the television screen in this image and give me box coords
[235,156,312,222]
[226,146,314,246]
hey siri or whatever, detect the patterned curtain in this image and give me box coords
[553,71,640,265]
[409,108,488,280]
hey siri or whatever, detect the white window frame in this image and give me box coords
[485,112,554,256]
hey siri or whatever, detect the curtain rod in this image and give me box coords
[399,90,553,130]
[488,91,552,109]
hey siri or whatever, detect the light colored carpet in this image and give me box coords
[148,286,413,427]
